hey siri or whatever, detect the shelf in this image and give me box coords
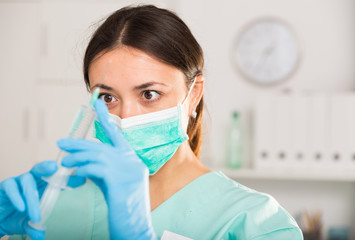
[211,167,355,182]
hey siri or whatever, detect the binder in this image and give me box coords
[274,94,292,169]
[290,93,309,169]
[308,93,330,170]
[254,94,275,169]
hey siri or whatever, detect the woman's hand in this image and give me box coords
[0,161,57,240]
[58,99,157,240]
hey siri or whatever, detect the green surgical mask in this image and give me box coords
[94,79,196,175]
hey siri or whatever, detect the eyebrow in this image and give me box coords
[92,84,113,91]
[91,81,167,92]
[134,81,167,90]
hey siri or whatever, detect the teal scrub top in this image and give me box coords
[10,171,302,240]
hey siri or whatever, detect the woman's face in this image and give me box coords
[88,47,189,119]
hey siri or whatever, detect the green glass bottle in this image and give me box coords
[227,111,242,169]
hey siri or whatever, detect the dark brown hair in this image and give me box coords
[83,5,204,157]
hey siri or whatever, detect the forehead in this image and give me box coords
[88,47,185,88]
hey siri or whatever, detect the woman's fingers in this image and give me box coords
[57,138,105,153]
[61,151,108,181]
[18,173,41,223]
[94,100,131,151]
[31,161,58,178]
[61,151,101,168]
[25,224,45,240]
[74,163,106,180]
[67,175,87,188]
[1,177,25,212]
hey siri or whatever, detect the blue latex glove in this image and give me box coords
[0,161,56,240]
[0,160,86,239]
[58,99,157,240]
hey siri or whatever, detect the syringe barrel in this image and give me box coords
[69,105,97,139]
[29,105,97,230]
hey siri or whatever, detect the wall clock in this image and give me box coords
[234,18,300,86]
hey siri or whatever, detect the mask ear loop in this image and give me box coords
[181,77,197,106]
[180,77,198,120]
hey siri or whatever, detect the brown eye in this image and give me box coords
[99,94,116,103]
[142,90,159,100]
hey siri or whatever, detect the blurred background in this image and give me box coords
[1,0,355,239]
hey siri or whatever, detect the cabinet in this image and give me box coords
[34,85,91,163]
[0,3,40,178]
[38,2,123,84]
[0,3,90,179]
[38,1,172,84]
[0,0,175,180]
[0,2,110,179]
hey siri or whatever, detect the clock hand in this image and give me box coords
[253,44,276,74]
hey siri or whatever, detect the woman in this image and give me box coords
[0,5,302,240]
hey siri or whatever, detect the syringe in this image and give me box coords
[29,88,100,230]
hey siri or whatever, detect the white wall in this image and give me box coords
[173,1,355,238]
[174,1,355,238]
[1,0,355,238]
[174,0,355,166]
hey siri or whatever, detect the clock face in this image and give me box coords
[235,18,300,85]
